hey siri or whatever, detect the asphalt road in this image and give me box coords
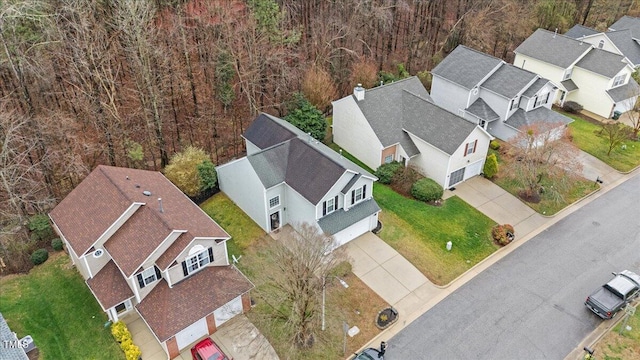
[386,172,640,360]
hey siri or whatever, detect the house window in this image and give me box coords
[598,40,605,49]
[269,196,280,209]
[613,74,626,87]
[322,195,339,216]
[181,248,213,276]
[351,185,367,205]
[465,140,477,156]
[384,155,393,163]
[114,300,132,314]
[563,68,573,80]
[478,119,486,128]
[136,266,161,289]
[535,93,549,107]
[510,97,519,110]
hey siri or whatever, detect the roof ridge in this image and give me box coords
[364,75,420,93]
[457,44,505,63]
[402,90,472,125]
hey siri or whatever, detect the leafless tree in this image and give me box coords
[599,122,634,156]
[506,122,583,203]
[256,223,346,350]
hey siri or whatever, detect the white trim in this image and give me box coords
[83,256,93,278]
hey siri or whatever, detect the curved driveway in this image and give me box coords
[385,173,640,360]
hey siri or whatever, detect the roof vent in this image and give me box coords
[553,28,558,38]
[135,184,140,188]
[126,176,130,180]
[158,198,164,213]
[143,190,151,196]
[93,249,104,258]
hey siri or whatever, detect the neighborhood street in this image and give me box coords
[384,172,640,360]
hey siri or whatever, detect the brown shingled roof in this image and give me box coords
[50,165,231,276]
[87,261,134,310]
[136,265,253,342]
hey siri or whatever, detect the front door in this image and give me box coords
[270,211,280,231]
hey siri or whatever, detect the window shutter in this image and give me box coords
[137,273,145,288]
[208,247,214,262]
[322,201,327,216]
[334,195,339,209]
[154,266,162,280]
[464,143,468,156]
[473,140,477,153]
[351,190,355,205]
[181,261,188,276]
[363,184,367,198]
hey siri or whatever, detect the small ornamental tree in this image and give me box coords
[164,146,215,197]
[28,214,54,242]
[483,153,499,179]
[284,92,327,141]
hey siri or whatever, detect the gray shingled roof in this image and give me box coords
[522,78,550,97]
[576,48,626,78]
[565,24,599,39]
[609,15,640,38]
[341,174,361,194]
[318,198,380,235]
[0,313,29,360]
[353,76,429,157]
[244,113,297,149]
[243,114,376,205]
[431,45,502,89]
[481,63,538,98]
[466,98,499,121]
[505,107,573,130]
[606,30,640,66]
[561,79,579,92]
[607,78,640,102]
[402,91,478,155]
[515,29,591,68]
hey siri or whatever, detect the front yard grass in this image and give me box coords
[202,193,387,359]
[594,304,640,360]
[568,114,640,172]
[0,252,124,360]
[374,183,498,285]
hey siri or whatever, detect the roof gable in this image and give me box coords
[481,63,538,98]
[575,48,627,78]
[565,24,599,39]
[431,45,503,89]
[401,91,480,155]
[605,30,640,65]
[515,28,592,68]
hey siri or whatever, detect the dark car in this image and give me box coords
[191,337,230,360]
[353,347,383,360]
[585,270,640,319]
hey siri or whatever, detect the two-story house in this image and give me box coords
[49,165,253,359]
[514,28,638,118]
[332,76,492,189]
[430,45,573,142]
[216,113,381,248]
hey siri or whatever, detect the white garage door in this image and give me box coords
[175,318,208,350]
[214,296,244,327]
[464,160,484,180]
[332,216,373,248]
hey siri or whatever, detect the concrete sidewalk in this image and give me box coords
[347,160,636,358]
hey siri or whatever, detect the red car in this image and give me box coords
[190,337,230,360]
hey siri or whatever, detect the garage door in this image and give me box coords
[464,160,484,180]
[614,98,634,113]
[332,216,373,248]
[175,318,208,350]
[214,296,243,327]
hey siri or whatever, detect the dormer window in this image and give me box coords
[351,185,367,205]
[598,40,604,49]
[137,266,161,289]
[613,74,626,87]
[181,247,214,276]
[563,68,573,81]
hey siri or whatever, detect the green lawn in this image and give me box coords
[594,304,640,359]
[200,192,266,258]
[328,143,375,173]
[374,183,498,285]
[0,253,124,360]
[568,115,640,172]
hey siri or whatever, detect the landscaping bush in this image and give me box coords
[483,153,499,179]
[374,161,404,184]
[51,238,63,251]
[410,178,444,202]
[563,101,583,114]
[489,140,501,150]
[111,321,141,360]
[491,224,515,246]
[28,214,54,242]
[30,248,49,265]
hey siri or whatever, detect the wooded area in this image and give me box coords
[1,0,637,262]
